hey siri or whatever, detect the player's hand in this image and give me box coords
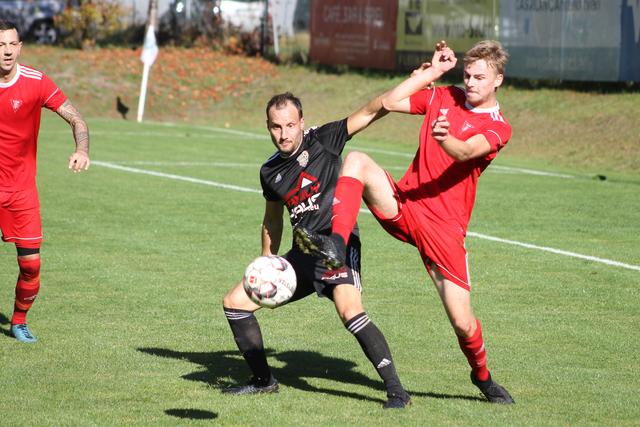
[411,62,435,89]
[431,115,450,143]
[68,151,90,172]
[411,61,431,77]
[431,40,457,74]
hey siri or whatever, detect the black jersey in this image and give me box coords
[260,119,358,239]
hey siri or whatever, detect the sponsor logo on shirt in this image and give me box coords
[275,173,282,183]
[439,108,449,116]
[285,171,321,220]
[10,99,23,112]
[321,266,348,281]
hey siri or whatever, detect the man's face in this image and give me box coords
[266,102,304,157]
[463,59,503,108]
[0,29,22,78]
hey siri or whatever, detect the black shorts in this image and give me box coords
[283,234,362,304]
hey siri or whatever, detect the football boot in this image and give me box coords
[293,227,346,269]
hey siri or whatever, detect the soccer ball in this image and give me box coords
[243,256,297,308]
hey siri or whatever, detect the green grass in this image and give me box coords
[0,115,638,425]
[19,46,640,177]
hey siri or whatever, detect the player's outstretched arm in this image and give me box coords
[382,41,457,113]
[346,92,390,137]
[55,100,90,172]
[261,200,284,256]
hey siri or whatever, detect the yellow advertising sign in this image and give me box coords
[396,0,498,68]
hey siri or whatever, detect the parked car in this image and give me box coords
[0,0,65,44]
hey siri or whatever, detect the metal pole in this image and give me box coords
[137,0,158,123]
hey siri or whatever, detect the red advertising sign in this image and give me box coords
[310,0,398,70]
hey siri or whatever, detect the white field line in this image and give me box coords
[93,160,639,272]
[466,232,640,272]
[82,124,577,179]
[116,161,260,167]
[92,161,261,194]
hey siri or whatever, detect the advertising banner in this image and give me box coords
[500,0,640,82]
[396,0,498,70]
[309,0,398,70]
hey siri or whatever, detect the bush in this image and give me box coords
[55,1,127,48]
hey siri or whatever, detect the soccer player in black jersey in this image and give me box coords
[222,92,411,409]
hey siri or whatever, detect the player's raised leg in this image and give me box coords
[294,151,396,269]
[428,265,514,404]
[221,282,279,394]
[332,284,411,409]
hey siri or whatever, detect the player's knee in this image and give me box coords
[222,283,252,310]
[340,310,360,325]
[451,317,476,338]
[17,256,41,282]
[338,305,365,323]
[222,291,237,309]
[343,151,371,173]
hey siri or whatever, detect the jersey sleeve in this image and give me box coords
[480,119,512,161]
[409,86,443,115]
[260,168,280,201]
[40,73,67,111]
[313,119,351,155]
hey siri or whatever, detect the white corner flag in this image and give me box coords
[137,25,159,122]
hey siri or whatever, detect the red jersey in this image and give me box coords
[397,86,511,233]
[0,64,67,190]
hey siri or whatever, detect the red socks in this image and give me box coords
[331,176,364,244]
[12,257,41,325]
[457,319,489,381]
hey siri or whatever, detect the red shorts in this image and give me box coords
[0,187,42,248]
[367,173,471,291]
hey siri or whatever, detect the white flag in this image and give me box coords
[140,25,159,66]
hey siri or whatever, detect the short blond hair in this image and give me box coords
[464,40,509,75]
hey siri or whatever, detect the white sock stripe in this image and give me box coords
[347,315,371,334]
[349,319,371,334]
[224,310,253,320]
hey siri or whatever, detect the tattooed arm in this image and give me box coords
[56,100,90,172]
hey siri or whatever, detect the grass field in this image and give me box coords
[20,46,640,176]
[0,114,638,425]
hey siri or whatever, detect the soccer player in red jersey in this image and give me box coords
[0,20,90,343]
[295,40,515,403]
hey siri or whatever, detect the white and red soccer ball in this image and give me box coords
[243,256,297,308]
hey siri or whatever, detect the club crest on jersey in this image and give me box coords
[296,150,309,167]
[461,121,474,132]
[10,99,23,112]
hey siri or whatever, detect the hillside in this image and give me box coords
[22,46,640,176]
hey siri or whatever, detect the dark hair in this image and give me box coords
[265,92,303,119]
[0,19,20,40]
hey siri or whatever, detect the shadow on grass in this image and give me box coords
[0,312,12,338]
[165,408,218,420]
[138,347,484,405]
